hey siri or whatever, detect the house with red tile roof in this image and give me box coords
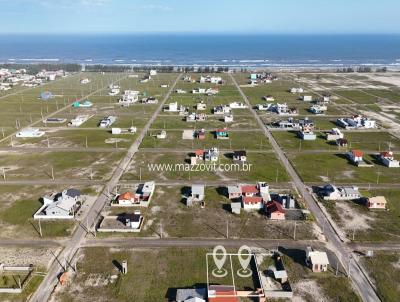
[265,200,285,220]
[379,151,399,168]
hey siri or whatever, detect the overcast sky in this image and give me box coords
[1,0,399,34]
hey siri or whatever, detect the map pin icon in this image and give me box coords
[237,245,252,277]
[213,245,227,272]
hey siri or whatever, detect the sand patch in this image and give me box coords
[292,280,328,302]
[335,201,374,231]
[105,138,130,144]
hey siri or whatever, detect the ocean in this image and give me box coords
[0,34,399,68]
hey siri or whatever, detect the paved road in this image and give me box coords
[230,74,380,302]
[30,73,182,302]
[0,239,64,248]
[0,146,126,153]
[0,179,105,185]
[83,237,324,249]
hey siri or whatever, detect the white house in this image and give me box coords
[213,105,231,115]
[229,102,248,109]
[196,102,207,110]
[326,128,344,141]
[16,128,45,138]
[290,87,304,94]
[306,247,330,273]
[224,115,233,123]
[80,78,90,84]
[99,116,117,128]
[347,149,364,164]
[379,151,400,168]
[302,95,313,102]
[337,115,376,129]
[119,90,139,106]
[164,102,179,112]
[34,189,81,219]
[321,184,361,201]
[186,184,205,206]
[69,115,90,127]
[149,70,157,76]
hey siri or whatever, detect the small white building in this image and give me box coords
[379,151,399,168]
[156,130,167,139]
[186,184,205,206]
[99,116,117,128]
[196,102,207,110]
[229,102,248,109]
[69,115,90,127]
[302,95,313,102]
[119,90,139,106]
[224,115,233,123]
[306,247,330,273]
[290,87,304,94]
[16,128,45,138]
[326,128,344,141]
[164,102,179,112]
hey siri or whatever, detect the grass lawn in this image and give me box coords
[290,153,400,184]
[331,90,378,104]
[122,151,289,182]
[363,251,400,302]
[0,274,44,302]
[0,151,124,180]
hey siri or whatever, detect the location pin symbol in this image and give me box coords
[238,245,251,271]
[213,245,227,272]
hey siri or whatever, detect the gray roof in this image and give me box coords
[176,288,206,301]
[65,189,81,198]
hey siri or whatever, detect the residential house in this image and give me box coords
[301,95,313,102]
[40,91,53,101]
[205,88,219,95]
[215,128,229,139]
[321,184,361,201]
[213,105,231,115]
[379,151,399,168]
[265,201,285,220]
[224,114,234,123]
[366,196,387,210]
[229,102,248,109]
[114,182,155,207]
[163,102,179,112]
[347,149,364,165]
[196,102,207,110]
[72,100,93,108]
[204,148,220,161]
[149,70,157,76]
[228,182,270,211]
[196,129,206,140]
[141,97,158,104]
[310,104,327,114]
[336,138,348,147]
[175,89,187,94]
[123,211,143,229]
[231,202,241,214]
[290,87,304,94]
[119,90,139,106]
[156,130,167,139]
[192,88,206,94]
[208,285,238,302]
[34,189,81,219]
[99,116,117,128]
[256,104,271,111]
[263,95,275,102]
[176,288,207,302]
[186,184,205,206]
[306,247,329,273]
[80,78,90,84]
[326,128,344,141]
[337,115,376,129]
[233,151,247,162]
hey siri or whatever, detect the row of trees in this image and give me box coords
[336,66,388,73]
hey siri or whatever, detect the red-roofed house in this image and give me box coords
[266,201,285,220]
[379,151,400,168]
[347,149,364,164]
[241,185,259,196]
[242,196,263,210]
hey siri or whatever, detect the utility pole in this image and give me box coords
[38,219,42,237]
[85,136,88,148]
[293,221,297,240]
[51,166,54,180]
[226,220,229,239]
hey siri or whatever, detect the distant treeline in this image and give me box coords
[336,66,388,73]
[0,63,81,73]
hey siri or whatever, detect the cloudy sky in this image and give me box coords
[0,0,399,34]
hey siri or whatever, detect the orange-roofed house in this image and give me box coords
[347,149,364,164]
[266,201,286,220]
[116,191,138,205]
